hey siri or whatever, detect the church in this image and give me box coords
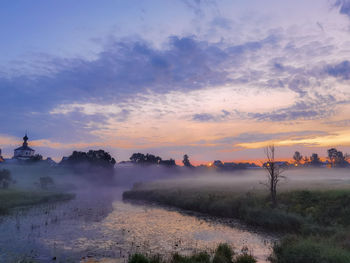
[13,134,35,160]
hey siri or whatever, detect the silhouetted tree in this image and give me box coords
[303,156,309,166]
[183,154,194,168]
[213,160,224,168]
[130,153,145,163]
[63,149,116,168]
[327,148,349,167]
[263,145,285,208]
[293,151,303,166]
[30,154,43,162]
[159,159,176,167]
[130,153,161,165]
[0,169,14,189]
[310,153,322,166]
[145,154,162,165]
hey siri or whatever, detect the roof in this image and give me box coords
[14,145,35,151]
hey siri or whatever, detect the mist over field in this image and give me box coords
[133,168,350,193]
[2,0,350,262]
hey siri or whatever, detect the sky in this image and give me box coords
[1,0,350,164]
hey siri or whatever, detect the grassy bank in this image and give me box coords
[0,189,75,215]
[129,243,256,263]
[123,184,350,262]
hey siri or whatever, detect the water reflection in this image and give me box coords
[102,201,274,262]
[0,191,274,263]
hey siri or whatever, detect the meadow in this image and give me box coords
[123,169,350,263]
[0,189,75,215]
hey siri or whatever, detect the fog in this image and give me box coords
[1,163,349,262]
[126,168,350,194]
[2,162,350,194]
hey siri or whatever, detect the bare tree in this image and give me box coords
[263,145,286,208]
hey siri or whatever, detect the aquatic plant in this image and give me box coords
[213,243,234,263]
[128,244,253,263]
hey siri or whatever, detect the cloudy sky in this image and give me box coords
[1,0,350,163]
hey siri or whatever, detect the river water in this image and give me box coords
[0,189,275,263]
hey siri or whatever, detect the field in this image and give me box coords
[123,170,350,263]
[0,189,75,215]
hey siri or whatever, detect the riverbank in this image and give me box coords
[0,189,75,215]
[129,243,257,263]
[123,183,350,262]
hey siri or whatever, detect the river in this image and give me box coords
[0,188,275,263]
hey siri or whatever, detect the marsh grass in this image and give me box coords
[124,187,350,233]
[270,235,350,263]
[129,243,256,263]
[123,188,305,233]
[0,189,75,215]
[124,185,350,263]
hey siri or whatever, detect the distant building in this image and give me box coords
[13,134,35,160]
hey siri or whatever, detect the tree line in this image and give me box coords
[292,148,349,168]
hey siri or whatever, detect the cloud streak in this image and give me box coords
[2,0,350,161]
[334,0,350,18]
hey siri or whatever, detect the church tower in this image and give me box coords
[13,133,35,160]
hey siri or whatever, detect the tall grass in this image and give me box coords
[270,236,350,263]
[128,243,256,263]
[0,189,75,215]
[124,188,350,233]
[123,188,306,233]
[124,185,350,263]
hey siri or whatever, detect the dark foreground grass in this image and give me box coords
[123,185,350,263]
[0,189,75,215]
[124,188,350,233]
[129,243,256,263]
[123,188,306,233]
[270,236,350,263]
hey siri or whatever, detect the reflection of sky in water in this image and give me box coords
[103,202,274,262]
[0,191,274,263]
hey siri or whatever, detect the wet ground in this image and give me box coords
[0,188,275,263]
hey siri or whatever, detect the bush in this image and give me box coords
[129,254,150,263]
[171,252,210,263]
[0,169,14,189]
[279,190,350,227]
[213,254,231,263]
[38,176,55,190]
[271,236,350,263]
[213,243,234,263]
[242,208,304,232]
[127,244,257,263]
[234,254,256,263]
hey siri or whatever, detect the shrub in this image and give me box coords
[0,169,13,189]
[129,253,150,263]
[171,252,210,263]
[279,190,350,227]
[242,207,304,233]
[189,252,211,263]
[271,236,350,263]
[234,254,257,263]
[213,243,234,263]
[38,176,55,190]
[213,253,231,263]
